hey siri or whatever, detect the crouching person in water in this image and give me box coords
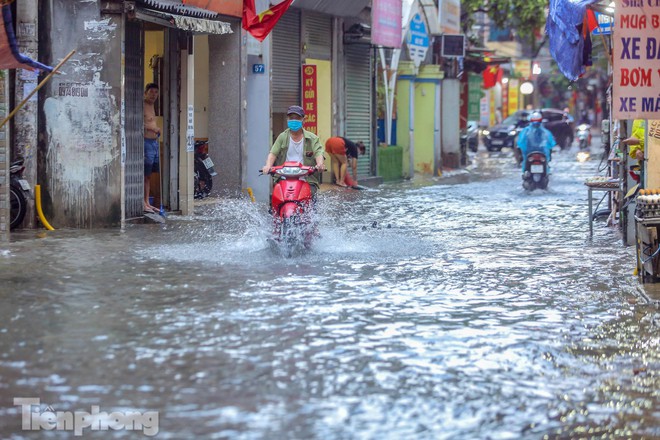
[517,111,555,174]
[261,105,325,198]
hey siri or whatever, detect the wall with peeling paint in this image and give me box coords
[40,0,122,228]
[208,22,246,193]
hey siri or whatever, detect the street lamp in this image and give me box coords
[520,81,534,95]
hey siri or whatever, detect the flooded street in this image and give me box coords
[1,145,659,439]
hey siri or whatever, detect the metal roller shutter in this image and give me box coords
[345,44,373,177]
[303,12,332,60]
[124,19,145,219]
[272,9,301,113]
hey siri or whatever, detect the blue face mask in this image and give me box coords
[531,122,541,128]
[288,120,303,131]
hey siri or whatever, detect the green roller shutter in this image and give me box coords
[272,9,301,113]
[345,44,373,177]
[124,19,145,219]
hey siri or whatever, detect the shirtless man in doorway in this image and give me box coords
[143,83,161,213]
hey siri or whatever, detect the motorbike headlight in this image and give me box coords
[482,130,490,136]
[279,166,303,175]
[509,130,517,136]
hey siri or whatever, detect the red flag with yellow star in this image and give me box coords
[243,0,294,42]
[482,65,502,89]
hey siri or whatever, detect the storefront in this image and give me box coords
[270,1,374,186]
[37,0,236,227]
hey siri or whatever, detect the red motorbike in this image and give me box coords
[262,161,318,256]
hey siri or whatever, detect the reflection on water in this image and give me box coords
[0,147,658,439]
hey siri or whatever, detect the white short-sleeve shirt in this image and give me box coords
[286,136,304,163]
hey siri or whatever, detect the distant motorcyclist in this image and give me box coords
[517,111,556,173]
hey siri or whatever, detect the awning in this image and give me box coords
[292,0,370,18]
[134,5,233,35]
[172,15,232,34]
[0,4,52,71]
[138,0,219,19]
[464,50,510,74]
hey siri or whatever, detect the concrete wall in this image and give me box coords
[208,19,246,194]
[413,80,437,175]
[246,0,271,203]
[396,64,445,177]
[40,0,122,227]
[14,0,39,228]
[193,35,210,140]
[395,78,412,179]
[441,79,461,169]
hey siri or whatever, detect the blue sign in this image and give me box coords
[407,13,430,67]
[408,14,430,49]
[592,12,613,36]
[252,64,265,74]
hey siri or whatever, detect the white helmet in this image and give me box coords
[529,111,542,123]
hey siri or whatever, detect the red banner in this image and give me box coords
[459,73,468,129]
[302,65,318,134]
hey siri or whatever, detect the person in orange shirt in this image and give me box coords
[325,137,366,187]
[325,136,349,187]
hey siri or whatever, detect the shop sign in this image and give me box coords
[613,0,660,119]
[372,0,402,48]
[513,60,531,79]
[508,78,519,116]
[479,91,490,127]
[438,0,460,34]
[407,13,430,68]
[468,73,482,122]
[186,105,194,153]
[301,65,318,135]
[501,81,509,118]
[592,12,613,36]
[489,86,496,126]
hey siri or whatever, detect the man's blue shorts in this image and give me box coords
[144,138,160,176]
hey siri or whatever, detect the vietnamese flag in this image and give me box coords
[243,0,294,42]
[482,65,502,89]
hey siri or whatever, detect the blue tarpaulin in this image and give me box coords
[546,0,600,81]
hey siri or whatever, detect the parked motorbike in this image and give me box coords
[522,151,549,191]
[194,139,217,199]
[9,158,30,229]
[261,161,318,257]
[576,123,592,150]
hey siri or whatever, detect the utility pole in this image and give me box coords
[0,73,8,240]
[14,0,39,228]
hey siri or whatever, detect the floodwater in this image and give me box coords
[0,143,658,439]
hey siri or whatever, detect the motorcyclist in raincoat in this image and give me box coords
[517,111,556,174]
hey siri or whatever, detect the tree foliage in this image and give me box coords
[461,0,548,45]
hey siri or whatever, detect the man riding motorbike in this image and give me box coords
[517,111,556,174]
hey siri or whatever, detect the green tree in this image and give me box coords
[461,0,547,45]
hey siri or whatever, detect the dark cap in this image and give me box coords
[286,105,305,117]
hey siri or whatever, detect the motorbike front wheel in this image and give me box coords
[10,183,27,229]
[194,163,213,199]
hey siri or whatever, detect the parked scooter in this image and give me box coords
[261,161,318,257]
[194,139,217,199]
[522,151,549,191]
[9,158,30,229]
